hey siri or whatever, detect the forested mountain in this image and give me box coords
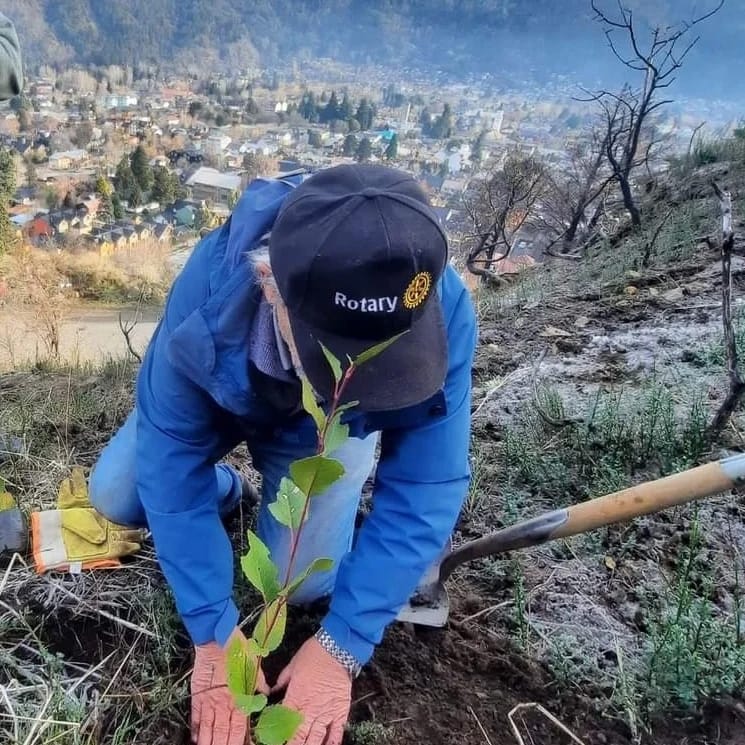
[3,0,743,96]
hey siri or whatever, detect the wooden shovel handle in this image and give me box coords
[439,454,745,583]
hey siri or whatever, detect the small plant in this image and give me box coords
[501,384,709,506]
[226,333,405,744]
[346,720,393,745]
[642,510,745,714]
[510,556,530,649]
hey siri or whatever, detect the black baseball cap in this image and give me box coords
[269,163,449,412]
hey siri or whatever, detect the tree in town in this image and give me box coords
[419,107,432,135]
[584,0,723,228]
[112,193,124,220]
[16,107,31,132]
[343,134,357,157]
[321,91,341,124]
[430,104,454,140]
[45,187,60,211]
[188,101,203,119]
[464,153,546,285]
[355,137,372,163]
[355,98,374,131]
[385,133,398,160]
[339,93,353,122]
[95,175,114,200]
[11,94,31,132]
[382,84,406,108]
[115,154,140,205]
[243,152,272,183]
[131,145,154,193]
[470,131,487,164]
[0,148,16,253]
[24,156,37,188]
[72,122,94,149]
[63,191,75,209]
[308,130,324,149]
[97,191,114,222]
[151,165,180,205]
[299,91,319,123]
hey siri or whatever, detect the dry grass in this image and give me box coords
[0,361,192,745]
[0,360,263,745]
[1,239,173,309]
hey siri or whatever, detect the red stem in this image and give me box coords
[282,364,355,587]
[247,363,357,701]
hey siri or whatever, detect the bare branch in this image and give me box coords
[117,288,146,363]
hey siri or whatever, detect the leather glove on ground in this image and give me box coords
[0,489,27,555]
[191,628,270,745]
[31,466,146,573]
[273,636,352,745]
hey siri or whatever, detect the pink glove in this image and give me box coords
[272,636,352,745]
[191,628,270,745]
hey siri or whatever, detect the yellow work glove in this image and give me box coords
[31,467,146,574]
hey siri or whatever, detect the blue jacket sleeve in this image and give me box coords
[134,235,242,647]
[321,277,478,664]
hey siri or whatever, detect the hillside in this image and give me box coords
[3,152,745,744]
[3,0,744,96]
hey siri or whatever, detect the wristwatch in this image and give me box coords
[314,628,363,679]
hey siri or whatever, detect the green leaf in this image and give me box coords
[226,636,258,697]
[289,455,345,498]
[335,400,360,416]
[352,330,409,367]
[235,692,267,715]
[255,704,303,745]
[319,341,342,383]
[323,418,349,456]
[240,530,281,604]
[286,557,334,597]
[301,375,326,432]
[268,477,308,530]
[321,401,359,455]
[253,599,287,655]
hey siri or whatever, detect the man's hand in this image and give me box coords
[272,636,352,745]
[191,628,270,745]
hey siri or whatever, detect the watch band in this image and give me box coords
[314,628,363,679]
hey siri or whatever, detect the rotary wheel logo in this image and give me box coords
[403,271,432,309]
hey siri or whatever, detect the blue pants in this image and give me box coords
[89,409,379,603]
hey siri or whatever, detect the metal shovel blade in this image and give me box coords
[395,538,452,627]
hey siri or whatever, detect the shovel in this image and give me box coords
[397,452,745,627]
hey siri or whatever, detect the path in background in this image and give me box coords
[0,305,161,369]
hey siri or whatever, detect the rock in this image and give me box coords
[574,315,591,328]
[540,325,571,338]
[663,287,684,302]
[556,338,584,354]
[624,285,638,296]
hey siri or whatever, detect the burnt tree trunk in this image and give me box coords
[618,174,641,228]
[709,183,744,438]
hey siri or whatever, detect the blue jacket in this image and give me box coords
[134,174,478,664]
